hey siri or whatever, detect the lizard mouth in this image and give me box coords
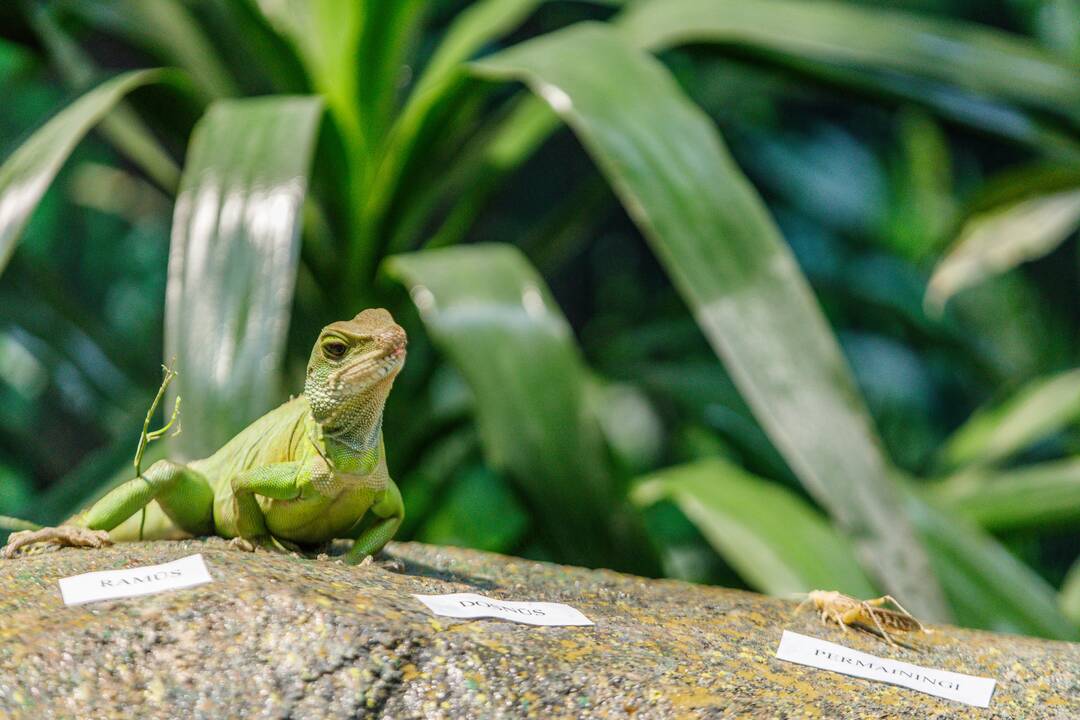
[336,344,406,388]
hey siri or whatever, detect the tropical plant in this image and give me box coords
[1,0,1079,639]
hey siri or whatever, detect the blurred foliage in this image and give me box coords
[1,0,1080,638]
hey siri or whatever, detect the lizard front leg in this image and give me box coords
[344,479,404,565]
[227,461,306,552]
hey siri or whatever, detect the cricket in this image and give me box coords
[796,590,932,647]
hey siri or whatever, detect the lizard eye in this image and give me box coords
[322,339,348,359]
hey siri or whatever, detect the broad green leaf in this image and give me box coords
[926,188,1080,311]
[421,96,559,251]
[0,69,164,277]
[632,459,877,597]
[928,458,1080,531]
[414,0,541,96]
[967,164,1080,214]
[473,23,947,619]
[371,0,627,259]
[886,110,956,261]
[255,0,364,154]
[619,0,1080,128]
[30,4,180,191]
[906,491,1078,639]
[165,96,323,459]
[936,368,1080,471]
[356,0,426,145]
[441,2,1080,223]
[63,0,238,101]
[386,243,656,573]
[368,0,543,242]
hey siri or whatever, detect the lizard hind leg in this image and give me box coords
[2,459,216,561]
[84,459,215,539]
[3,460,214,558]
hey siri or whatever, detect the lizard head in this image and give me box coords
[304,308,407,429]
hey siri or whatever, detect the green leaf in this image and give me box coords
[371,0,630,257]
[926,187,1080,311]
[255,0,364,153]
[29,4,181,191]
[906,491,1078,639]
[415,0,542,96]
[967,164,1080,214]
[368,0,544,238]
[472,22,947,619]
[0,69,164,277]
[632,459,877,597]
[936,368,1080,471]
[618,0,1080,128]
[419,96,559,251]
[355,0,426,145]
[165,96,323,459]
[63,0,238,101]
[928,458,1080,532]
[386,243,655,573]
[886,110,956,261]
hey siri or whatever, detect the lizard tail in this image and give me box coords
[0,515,41,532]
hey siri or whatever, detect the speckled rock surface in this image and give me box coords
[0,539,1077,719]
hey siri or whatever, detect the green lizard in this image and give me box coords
[1,309,406,565]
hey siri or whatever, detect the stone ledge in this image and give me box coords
[0,538,1076,718]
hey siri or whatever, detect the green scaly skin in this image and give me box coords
[1,309,407,565]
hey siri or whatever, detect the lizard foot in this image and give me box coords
[1,526,112,559]
[348,554,404,572]
[377,557,405,572]
[229,535,294,555]
[228,537,257,553]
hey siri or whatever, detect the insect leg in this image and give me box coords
[873,595,930,633]
[862,603,900,647]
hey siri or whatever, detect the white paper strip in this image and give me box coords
[58,553,214,606]
[775,631,996,708]
[413,592,593,626]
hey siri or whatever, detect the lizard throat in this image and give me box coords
[312,381,389,459]
[323,416,381,456]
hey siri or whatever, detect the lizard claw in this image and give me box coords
[228,537,257,553]
[229,536,291,555]
[1,526,112,559]
[379,557,405,573]
[346,554,403,572]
